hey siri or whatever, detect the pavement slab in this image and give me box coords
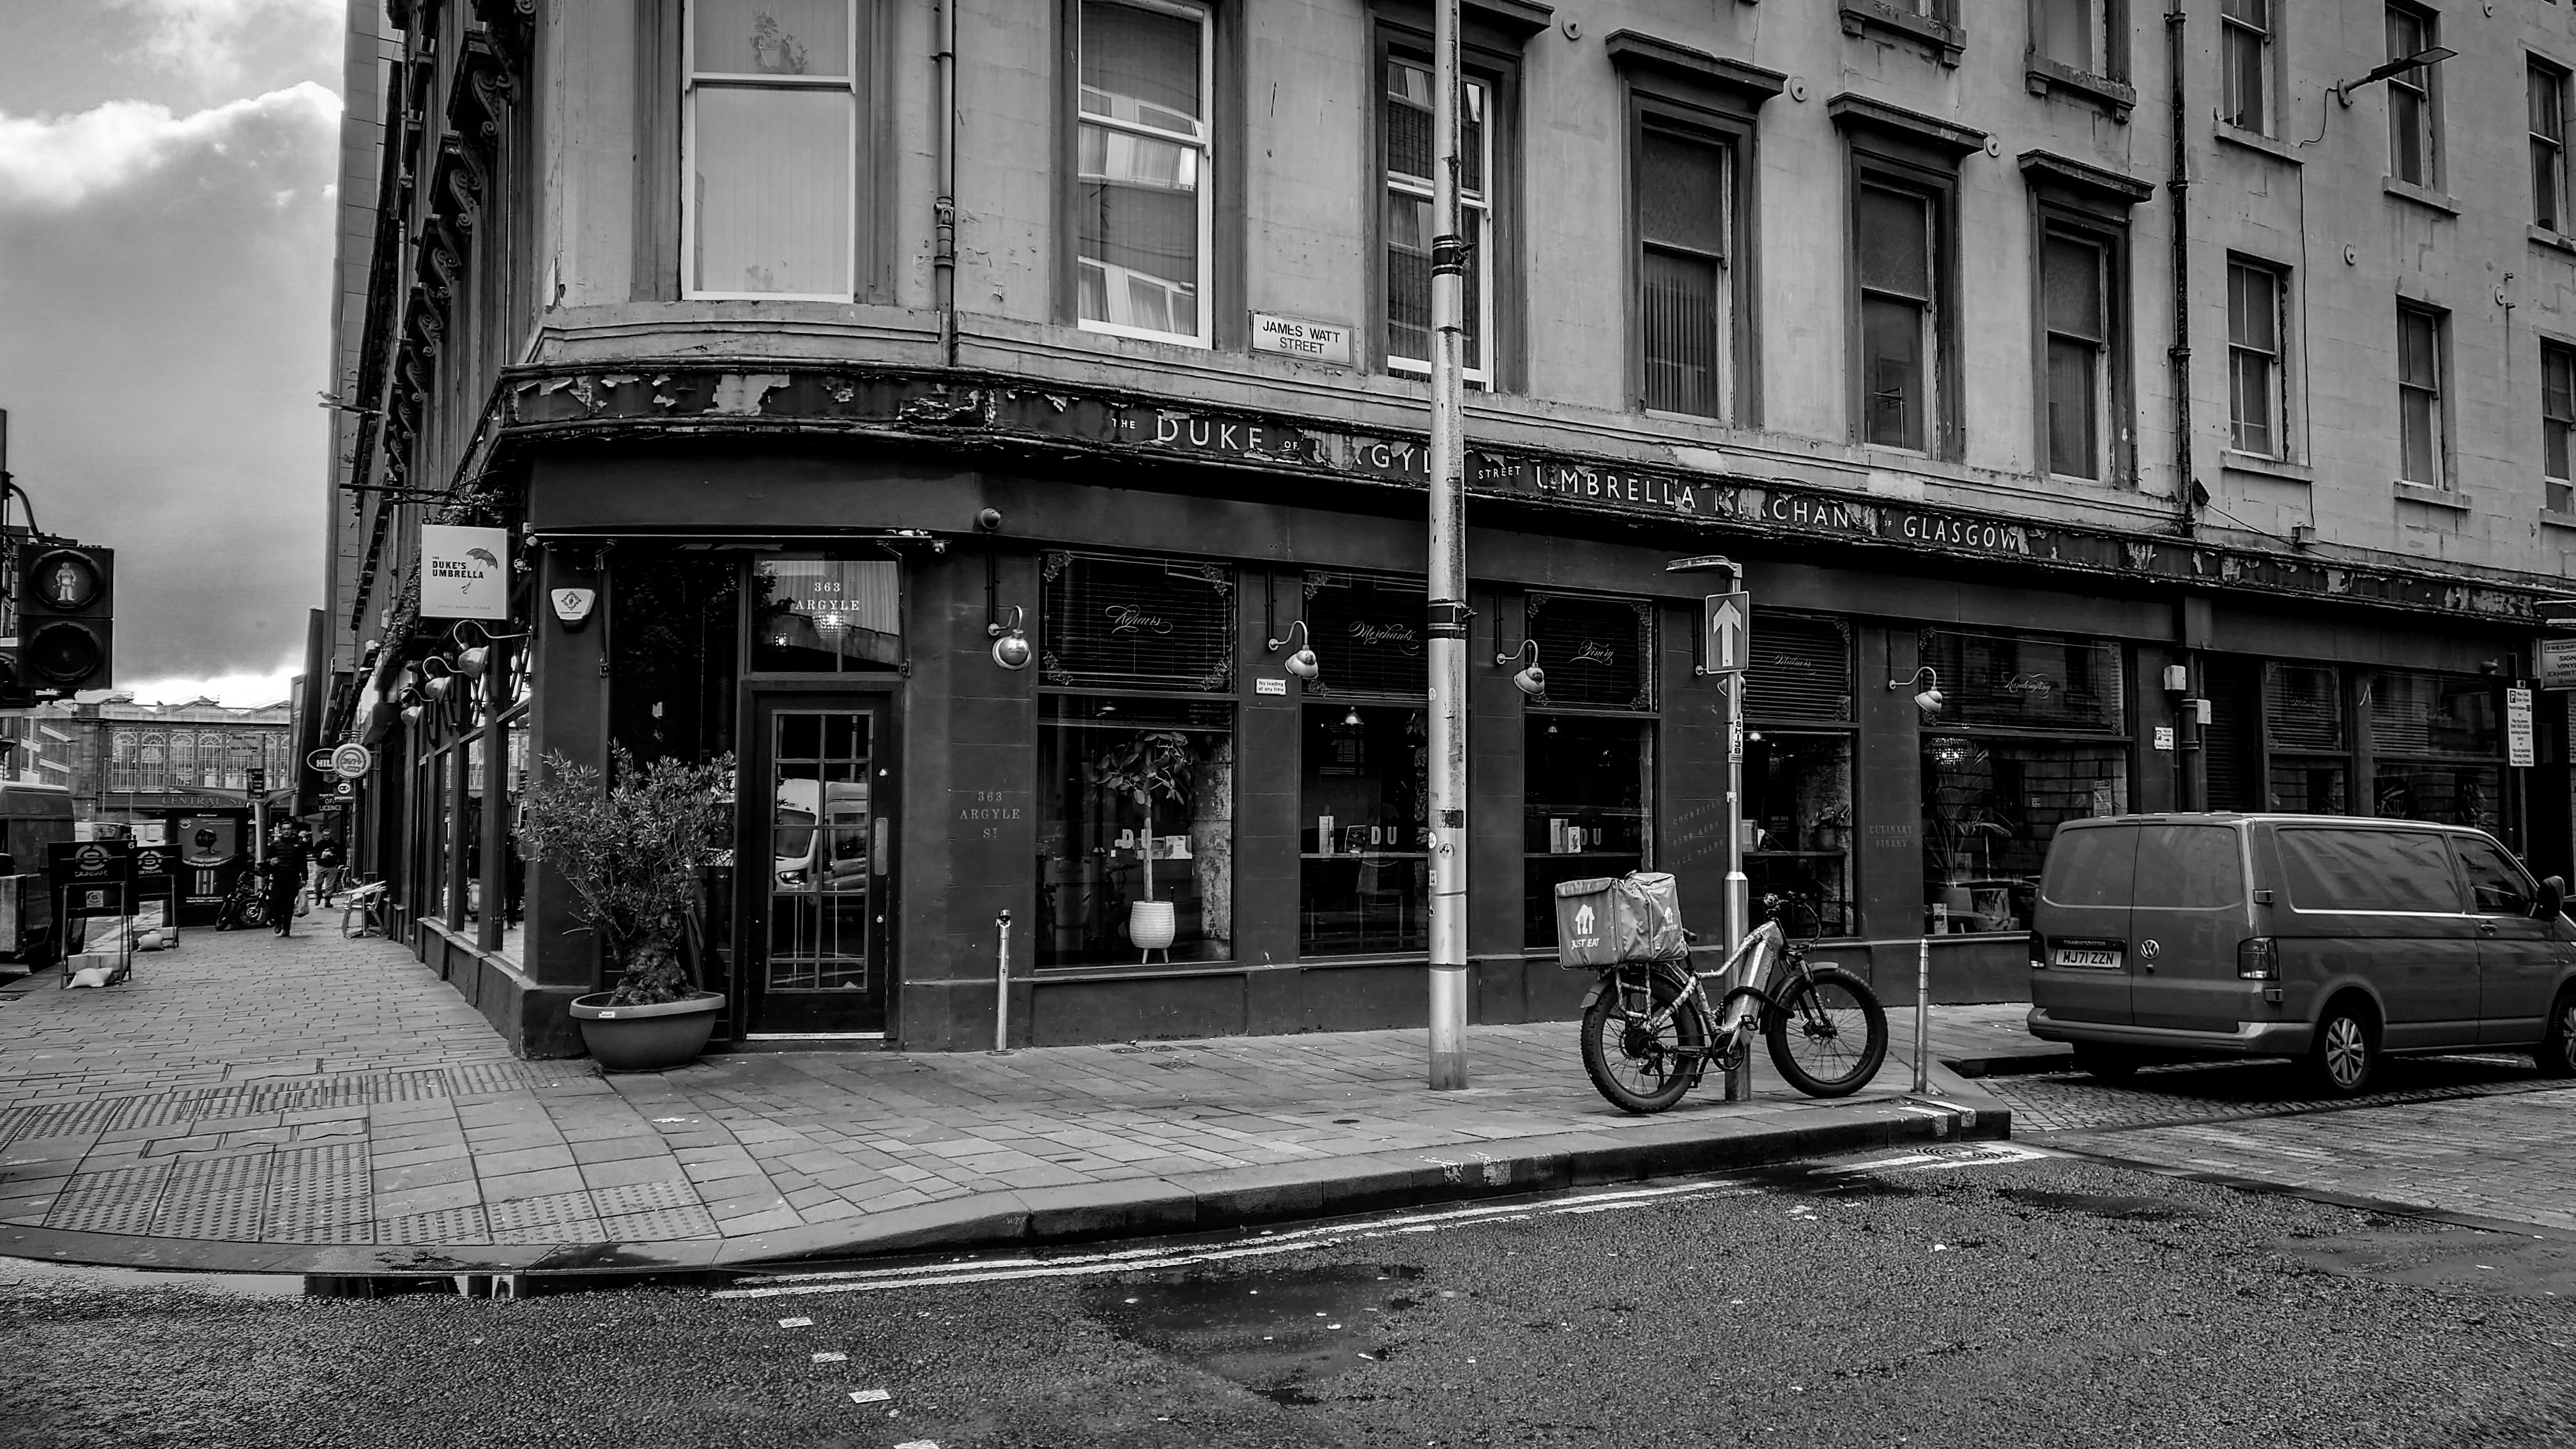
[0,923,2014,1272]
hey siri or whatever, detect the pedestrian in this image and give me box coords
[311,834,344,906]
[263,824,309,938]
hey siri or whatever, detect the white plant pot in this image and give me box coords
[1128,899,1177,951]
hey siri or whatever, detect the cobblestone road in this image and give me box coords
[1983,1054,2576,1234]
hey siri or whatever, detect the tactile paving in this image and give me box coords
[588,1179,698,1217]
[598,1204,721,1241]
[45,1164,171,1235]
[151,1153,271,1240]
[261,1142,373,1242]
[486,1190,598,1232]
[378,1205,491,1244]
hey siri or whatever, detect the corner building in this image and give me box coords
[318,0,2573,1057]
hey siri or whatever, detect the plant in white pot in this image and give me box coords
[518,747,735,1071]
[1094,730,1194,958]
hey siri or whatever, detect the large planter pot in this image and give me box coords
[569,990,724,1071]
[1128,899,1176,951]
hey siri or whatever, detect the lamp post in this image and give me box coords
[1423,0,1470,1091]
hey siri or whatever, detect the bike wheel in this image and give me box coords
[1764,967,1889,1099]
[1581,968,1710,1115]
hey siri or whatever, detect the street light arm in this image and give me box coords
[2335,45,2457,106]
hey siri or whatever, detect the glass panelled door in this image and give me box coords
[744,696,893,1035]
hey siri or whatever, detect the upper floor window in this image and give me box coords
[2035,0,2110,76]
[2543,342,2575,512]
[1636,126,1733,418]
[2040,224,2115,480]
[684,0,859,300]
[1383,57,1492,385]
[2227,257,2288,459]
[2220,0,2271,134]
[1076,0,1212,346]
[1857,180,1942,453]
[2534,59,2570,233]
[2385,4,2440,188]
[2396,303,2446,488]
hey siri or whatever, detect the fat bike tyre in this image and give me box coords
[1764,967,1889,1099]
[1581,970,1712,1116]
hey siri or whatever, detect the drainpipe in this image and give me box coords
[2165,1,2195,540]
[933,0,959,368]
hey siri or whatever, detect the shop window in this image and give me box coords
[2227,257,2287,459]
[1744,613,1855,936]
[1075,0,1212,346]
[2397,304,2446,488]
[2221,0,2271,134]
[1300,703,1429,956]
[2543,342,2575,514]
[684,0,862,300]
[611,552,742,765]
[2264,662,2350,813]
[1035,695,1234,967]
[496,705,529,969]
[2371,670,2502,830]
[1919,628,2129,934]
[1300,573,1427,698]
[1636,125,1733,419]
[1041,551,1235,693]
[1524,594,1655,710]
[1524,716,1653,947]
[752,556,901,673]
[2386,4,2441,189]
[1382,55,1493,384]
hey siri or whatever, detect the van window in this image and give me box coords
[2040,825,2136,907]
[2133,824,2242,908]
[2453,835,2534,916]
[2278,827,2461,912]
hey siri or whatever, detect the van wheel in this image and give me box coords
[2071,1043,2140,1081]
[2306,1002,2377,1098]
[2536,992,2576,1079]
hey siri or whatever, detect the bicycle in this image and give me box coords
[1579,893,1889,1114]
[213,872,268,931]
[341,879,390,940]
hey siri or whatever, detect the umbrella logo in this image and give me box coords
[465,548,500,571]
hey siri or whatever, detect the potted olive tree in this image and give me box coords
[1094,730,1193,957]
[519,747,733,1071]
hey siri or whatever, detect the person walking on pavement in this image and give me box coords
[263,824,309,938]
[310,835,344,906]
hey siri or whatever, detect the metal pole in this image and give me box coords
[1423,0,1469,1091]
[1722,562,1751,1100]
[990,908,1014,1055]
[1913,935,1931,1094]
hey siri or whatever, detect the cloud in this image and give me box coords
[106,0,344,90]
[0,82,339,211]
[0,84,339,682]
[118,669,301,709]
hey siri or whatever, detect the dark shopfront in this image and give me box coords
[403,386,2554,1057]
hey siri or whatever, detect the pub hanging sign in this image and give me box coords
[420,524,510,621]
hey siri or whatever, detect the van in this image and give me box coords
[2027,813,2576,1096]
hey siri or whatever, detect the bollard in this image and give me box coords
[990,909,1015,1056]
[1913,935,1931,1094]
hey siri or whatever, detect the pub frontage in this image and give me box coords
[354,365,2556,1057]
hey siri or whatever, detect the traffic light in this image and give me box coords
[18,542,112,693]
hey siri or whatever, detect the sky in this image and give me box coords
[0,0,346,707]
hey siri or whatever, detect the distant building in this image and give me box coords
[318,1,2576,1059]
[8,696,298,822]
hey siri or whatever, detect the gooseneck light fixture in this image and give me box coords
[448,619,527,680]
[2334,45,2457,107]
[987,604,1032,671]
[1889,666,1945,716]
[1497,638,1547,698]
[1268,619,1321,681]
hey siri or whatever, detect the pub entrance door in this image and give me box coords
[739,694,895,1037]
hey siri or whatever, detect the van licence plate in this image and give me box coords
[2054,947,2122,969]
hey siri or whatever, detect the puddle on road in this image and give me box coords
[1083,1262,1424,1406]
[2280,1230,2576,1300]
[1998,1188,2211,1223]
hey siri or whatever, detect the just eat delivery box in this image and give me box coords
[1552,871,1691,968]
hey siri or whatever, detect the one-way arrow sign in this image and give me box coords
[1703,592,1751,677]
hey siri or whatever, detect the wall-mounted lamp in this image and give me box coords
[987,604,1032,671]
[420,656,458,701]
[1889,665,1944,716]
[1497,638,1547,698]
[1343,704,1363,727]
[1268,619,1321,681]
[2335,46,2456,107]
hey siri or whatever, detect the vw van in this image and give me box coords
[2027,813,2576,1096]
